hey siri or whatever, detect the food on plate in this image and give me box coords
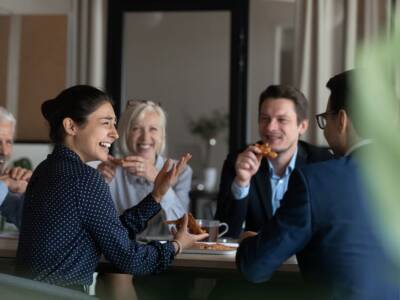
[190,242,238,251]
[165,213,207,234]
[255,143,278,159]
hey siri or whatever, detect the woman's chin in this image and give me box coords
[136,149,155,159]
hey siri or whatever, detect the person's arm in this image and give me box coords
[79,173,175,276]
[236,169,312,283]
[0,180,24,229]
[0,192,24,229]
[0,181,8,206]
[119,193,162,238]
[159,164,192,220]
[215,153,249,238]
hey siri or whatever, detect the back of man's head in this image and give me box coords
[326,70,354,112]
[326,69,364,135]
[258,85,309,123]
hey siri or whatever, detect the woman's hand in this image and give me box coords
[151,153,192,202]
[171,214,209,251]
[170,153,191,186]
[123,155,158,182]
[97,156,118,183]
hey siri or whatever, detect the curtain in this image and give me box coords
[69,0,107,89]
[293,0,394,145]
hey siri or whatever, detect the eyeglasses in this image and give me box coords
[315,110,337,129]
[126,99,161,108]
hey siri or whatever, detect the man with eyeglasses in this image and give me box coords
[236,70,398,299]
[215,85,333,238]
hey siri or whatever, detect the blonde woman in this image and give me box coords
[98,99,192,237]
[95,99,194,299]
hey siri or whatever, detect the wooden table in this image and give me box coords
[1,235,303,299]
[1,235,298,274]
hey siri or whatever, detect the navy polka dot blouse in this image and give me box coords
[16,144,175,287]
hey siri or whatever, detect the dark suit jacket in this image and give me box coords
[236,153,399,299]
[215,140,333,238]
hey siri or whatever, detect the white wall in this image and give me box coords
[248,0,295,143]
[3,0,296,183]
[0,0,72,15]
[11,143,52,169]
[122,12,230,186]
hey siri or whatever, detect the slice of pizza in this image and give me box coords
[165,213,207,234]
[110,157,125,166]
[255,143,278,159]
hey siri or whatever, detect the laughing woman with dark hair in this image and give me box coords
[16,85,207,293]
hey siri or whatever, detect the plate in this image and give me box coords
[182,242,239,255]
[138,235,173,242]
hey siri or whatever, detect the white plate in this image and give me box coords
[138,235,173,242]
[182,242,239,255]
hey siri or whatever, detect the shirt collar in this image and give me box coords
[268,147,298,178]
[52,143,82,162]
[345,139,373,156]
[154,154,164,170]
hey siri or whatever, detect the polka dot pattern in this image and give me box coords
[16,144,175,288]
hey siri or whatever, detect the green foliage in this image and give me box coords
[13,157,32,170]
[189,110,228,141]
[355,30,400,269]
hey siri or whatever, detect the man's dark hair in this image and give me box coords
[258,85,308,123]
[326,69,364,134]
[326,70,354,114]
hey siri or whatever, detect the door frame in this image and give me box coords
[106,0,249,153]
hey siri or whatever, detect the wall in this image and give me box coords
[17,15,68,141]
[11,143,52,169]
[248,0,295,143]
[1,0,295,178]
[0,16,9,107]
[122,11,230,187]
[121,2,295,186]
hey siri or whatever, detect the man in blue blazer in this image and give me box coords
[215,85,333,238]
[236,70,399,299]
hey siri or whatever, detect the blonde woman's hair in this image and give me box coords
[115,100,166,156]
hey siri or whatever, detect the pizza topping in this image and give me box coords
[255,143,278,159]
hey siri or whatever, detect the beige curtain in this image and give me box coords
[293,0,393,145]
[70,0,107,89]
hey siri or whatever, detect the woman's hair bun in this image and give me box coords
[41,98,61,122]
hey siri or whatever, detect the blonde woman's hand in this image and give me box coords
[170,153,192,186]
[97,155,118,183]
[123,155,158,182]
[152,154,192,202]
[171,214,209,250]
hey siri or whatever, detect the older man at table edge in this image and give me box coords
[215,85,333,238]
[0,106,32,229]
[236,70,399,299]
